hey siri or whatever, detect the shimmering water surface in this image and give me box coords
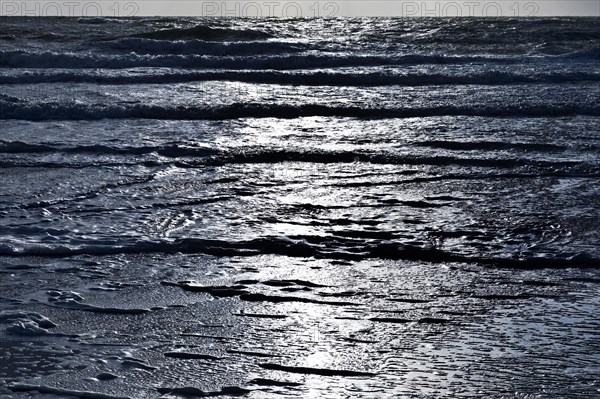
[1,17,599,398]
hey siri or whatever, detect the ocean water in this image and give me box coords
[1,16,599,398]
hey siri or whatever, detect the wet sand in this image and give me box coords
[1,254,599,398]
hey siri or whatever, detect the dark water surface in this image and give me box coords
[1,17,599,398]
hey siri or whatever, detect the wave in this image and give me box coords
[414,140,566,152]
[564,47,600,60]
[2,101,599,121]
[0,140,219,157]
[77,17,111,24]
[0,50,557,70]
[0,236,597,269]
[0,93,23,102]
[2,141,595,174]
[0,140,55,153]
[2,69,599,86]
[96,38,308,56]
[204,151,588,170]
[129,24,273,41]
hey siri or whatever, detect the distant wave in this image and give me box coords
[129,24,273,41]
[2,69,599,86]
[77,17,110,25]
[2,45,598,70]
[95,38,309,55]
[0,50,562,70]
[2,101,599,121]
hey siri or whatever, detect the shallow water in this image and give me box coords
[1,17,599,398]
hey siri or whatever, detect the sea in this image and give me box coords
[0,16,599,398]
